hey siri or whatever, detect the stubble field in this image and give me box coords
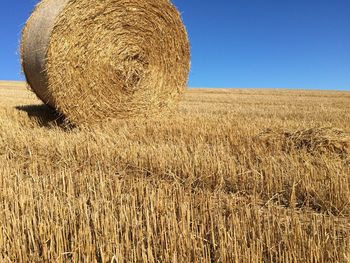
[0,82,349,262]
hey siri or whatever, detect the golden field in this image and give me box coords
[0,82,349,262]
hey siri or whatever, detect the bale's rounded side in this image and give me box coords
[21,0,70,107]
[21,0,190,124]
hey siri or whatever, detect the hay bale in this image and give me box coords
[21,0,190,124]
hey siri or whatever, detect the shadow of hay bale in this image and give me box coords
[16,104,69,128]
[258,127,350,158]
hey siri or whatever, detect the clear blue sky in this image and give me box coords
[0,0,349,90]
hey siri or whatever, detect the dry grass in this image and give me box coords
[0,81,26,88]
[259,127,350,158]
[0,84,349,262]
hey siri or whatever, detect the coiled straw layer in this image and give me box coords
[21,0,190,124]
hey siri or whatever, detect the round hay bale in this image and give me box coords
[21,0,190,124]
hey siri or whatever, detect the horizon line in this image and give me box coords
[0,80,348,92]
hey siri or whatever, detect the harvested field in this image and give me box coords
[0,82,349,262]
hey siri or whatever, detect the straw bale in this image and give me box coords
[21,0,190,124]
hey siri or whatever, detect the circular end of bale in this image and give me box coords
[21,0,190,124]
